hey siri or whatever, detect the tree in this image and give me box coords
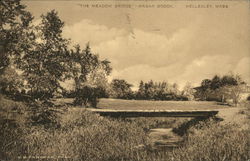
[196,74,246,105]
[70,44,99,91]
[18,10,70,101]
[201,79,211,89]
[0,2,112,107]
[172,83,180,95]
[0,67,23,96]
[220,84,244,106]
[219,74,245,106]
[144,80,155,99]
[136,80,145,99]
[182,82,194,100]
[0,0,34,98]
[135,80,187,100]
[197,77,221,101]
[210,75,222,90]
[110,79,133,99]
[70,44,112,107]
[221,75,238,86]
[0,0,33,74]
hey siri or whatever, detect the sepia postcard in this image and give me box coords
[0,0,249,160]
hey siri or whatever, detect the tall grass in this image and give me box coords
[172,121,250,161]
[133,117,250,161]
[0,96,249,161]
[0,96,149,160]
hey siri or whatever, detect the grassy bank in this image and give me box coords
[138,119,250,161]
[0,96,148,160]
[98,98,229,110]
[56,98,229,110]
[0,96,249,160]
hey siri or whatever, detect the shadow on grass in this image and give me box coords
[172,116,224,136]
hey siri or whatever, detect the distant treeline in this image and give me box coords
[63,79,195,101]
[40,73,248,107]
[108,79,192,101]
[97,73,248,106]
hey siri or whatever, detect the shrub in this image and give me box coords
[73,86,102,107]
[0,67,24,98]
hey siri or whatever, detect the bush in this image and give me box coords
[73,86,102,107]
[0,67,24,97]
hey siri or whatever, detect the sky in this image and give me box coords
[23,0,250,89]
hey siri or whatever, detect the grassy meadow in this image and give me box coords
[1,96,249,160]
[56,98,229,110]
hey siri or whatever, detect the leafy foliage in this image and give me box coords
[195,74,246,105]
[0,67,23,97]
[135,80,188,101]
[110,79,134,99]
[1,1,111,106]
[17,10,70,101]
[0,0,33,74]
[182,82,195,100]
[69,44,111,107]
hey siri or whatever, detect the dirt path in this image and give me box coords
[217,107,249,130]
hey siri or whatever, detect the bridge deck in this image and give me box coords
[89,109,219,118]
